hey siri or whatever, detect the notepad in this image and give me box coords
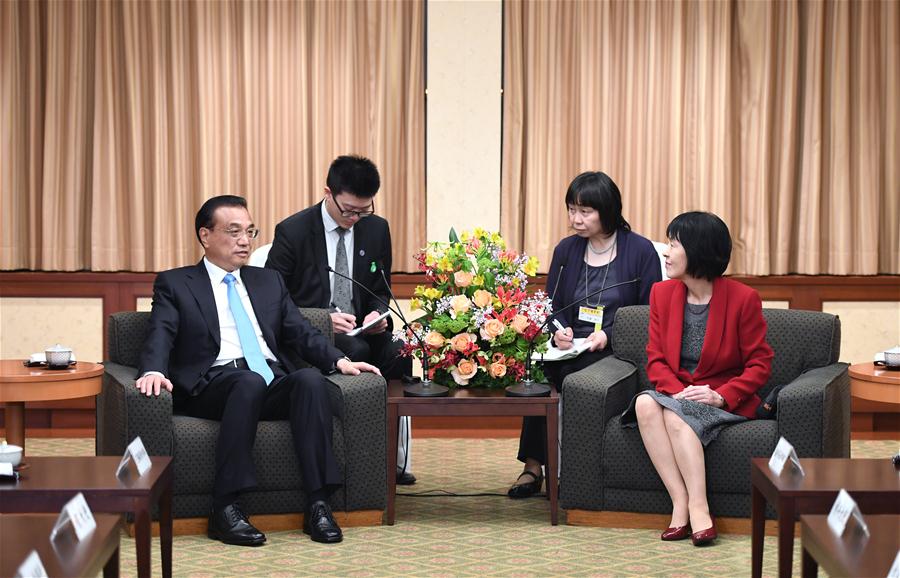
[531,338,593,362]
[346,310,391,337]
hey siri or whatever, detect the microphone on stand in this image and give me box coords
[327,265,448,397]
[506,276,642,397]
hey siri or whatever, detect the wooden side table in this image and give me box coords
[0,513,122,578]
[0,360,104,457]
[387,380,560,525]
[801,514,899,578]
[750,457,900,578]
[848,362,900,432]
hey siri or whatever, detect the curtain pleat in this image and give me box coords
[1,0,424,272]
[502,0,899,275]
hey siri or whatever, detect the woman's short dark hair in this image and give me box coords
[326,155,380,199]
[666,211,732,281]
[564,171,630,234]
[195,195,248,243]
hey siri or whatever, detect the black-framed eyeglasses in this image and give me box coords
[331,195,375,219]
[215,227,260,240]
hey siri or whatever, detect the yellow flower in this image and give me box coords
[423,288,443,300]
[460,230,471,242]
[472,275,484,287]
[438,256,453,272]
[413,285,426,297]
[473,227,486,239]
[409,298,422,311]
[524,256,539,276]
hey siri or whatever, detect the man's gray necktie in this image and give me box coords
[333,228,353,314]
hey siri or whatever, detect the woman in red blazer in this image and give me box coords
[625,212,773,547]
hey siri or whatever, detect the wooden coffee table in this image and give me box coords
[848,362,900,431]
[387,380,560,525]
[750,457,900,578]
[0,455,173,578]
[800,514,899,578]
[0,513,122,578]
[0,360,104,458]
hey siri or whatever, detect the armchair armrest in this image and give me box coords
[776,362,850,458]
[324,372,387,511]
[298,307,334,343]
[560,356,638,504]
[96,362,174,459]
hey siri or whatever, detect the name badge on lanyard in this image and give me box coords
[578,305,604,333]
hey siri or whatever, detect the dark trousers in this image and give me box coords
[334,331,411,379]
[174,362,341,500]
[517,349,613,464]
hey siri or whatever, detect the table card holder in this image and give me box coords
[116,436,152,477]
[0,462,14,477]
[49,492,97,542]
[14,550,48,578]
[826,488,870,537]
[768,436,805,476]
[888,550,900,578]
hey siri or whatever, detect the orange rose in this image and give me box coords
[480,318,506,340]
[453,271,474,288]
[450,295,471,315]
[451,358,479,385]
[449,333,476,353]
[472,289,493,309]
[424,331,445,348]
[511,314,530,334]
[488,362,508,378]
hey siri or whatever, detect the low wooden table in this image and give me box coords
[849,362,900,432]
[387,380,560,525]
[750,457,900,578]
[800,514,899,578]
[0,513,122,578]
[0,456,173,578]
[0,360,104,458]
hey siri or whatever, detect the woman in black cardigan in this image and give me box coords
[508,171,662,499]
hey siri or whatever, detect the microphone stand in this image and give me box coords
[378,268,449,397]
[328,266,448,397]
[505,277,642,398]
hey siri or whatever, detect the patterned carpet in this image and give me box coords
[23,437,899,577]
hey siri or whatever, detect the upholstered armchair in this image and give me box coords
[97,310,387,520]
[560,306,850,518]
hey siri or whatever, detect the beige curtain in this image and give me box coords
[1,0,424,272]
[503,0,899,275]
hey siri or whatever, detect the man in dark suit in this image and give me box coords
[135,195,380,546]
[265,155,416,485]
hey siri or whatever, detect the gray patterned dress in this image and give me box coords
[621,301,746,446]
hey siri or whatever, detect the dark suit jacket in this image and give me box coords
[646,277,774,418]
[138,261,344,396]
[265,202,393,326]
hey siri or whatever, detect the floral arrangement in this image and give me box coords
[395,228,552,389]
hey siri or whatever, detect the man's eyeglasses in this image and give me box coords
[331,195,375,219]
[216,227,260,240]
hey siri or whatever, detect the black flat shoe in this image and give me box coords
[396,467,417,485]
[303,500,343,543]
[507,469,543,499]
[208,503,266,546]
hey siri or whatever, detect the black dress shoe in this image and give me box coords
[303,500,343,543]
[396,467,417,485]
[507,469,543,499]
[208,503,266,546]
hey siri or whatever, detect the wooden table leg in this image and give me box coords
[103,545,120,578]
[3,401,25,454]
[134,503,151,578]
[777,497,796,578]
[386,404,399,525]
[751,484,765,578]
[546,402,559,526]
[801,546,818,578]
[160,479,173,578]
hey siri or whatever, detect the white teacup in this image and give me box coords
[45,344,73,369]
[881,350,900,367]
[0,443,23,467]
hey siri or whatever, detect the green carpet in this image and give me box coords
[23,438,898,577]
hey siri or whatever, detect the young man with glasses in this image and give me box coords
[266,155,416,485]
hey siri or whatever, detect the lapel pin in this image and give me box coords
[359,250,365,257]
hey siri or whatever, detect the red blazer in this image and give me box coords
[646,277,774,419]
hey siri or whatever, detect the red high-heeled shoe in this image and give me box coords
[660,524,691,541]
[691,517,718,546]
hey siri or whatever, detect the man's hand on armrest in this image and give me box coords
[336,358,381,376]
[135,372,173,397]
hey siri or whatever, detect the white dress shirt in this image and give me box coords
[321,200,355,304]
[204,258,277,365]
